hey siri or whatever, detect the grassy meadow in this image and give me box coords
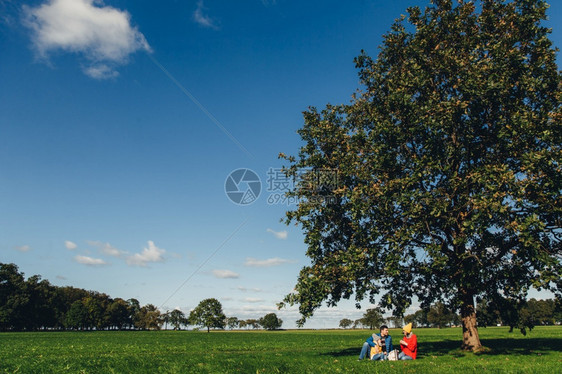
[1,326,561,373]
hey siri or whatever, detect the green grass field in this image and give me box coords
[1,326,561,373]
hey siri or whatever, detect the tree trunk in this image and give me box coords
[460,290,483,352]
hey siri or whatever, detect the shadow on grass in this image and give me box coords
[325,338,562,359]
[327,348,358,357]
[479,337,562,355]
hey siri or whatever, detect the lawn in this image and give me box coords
[1,326,560,373]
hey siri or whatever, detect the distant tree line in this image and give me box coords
[339,299,562,333]
[1,263,164,331]
[476,297,562,334]
[0,263,283,332]
[186,298,283,332]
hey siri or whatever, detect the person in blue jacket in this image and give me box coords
[358,325,393,360]
[375,325,393,360]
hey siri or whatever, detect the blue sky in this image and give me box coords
[1,0,560,329]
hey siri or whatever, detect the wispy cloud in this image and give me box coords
[193,0,218,29]
[65,240,77,250]
[244,257,296,267]
[23,0,151,79]
[243,297,264,303]
[14,245,31,252]
[212,269,240,279]
[74,255,107,266]
[83,64,119,79]
[0,0,18,27]
[237,286,263,292]
[126,240,165,267]
[87,240,126,257]
[266,228,288,240]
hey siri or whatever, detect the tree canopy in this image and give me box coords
[188,298,226,333]
[427,302,458,328]
[339,318,353,329]
[0,263,158,331]
[280,0,561,351]
[259,313,283,330]
[360,308,386,330]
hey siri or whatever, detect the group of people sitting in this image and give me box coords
[358,323,417,361]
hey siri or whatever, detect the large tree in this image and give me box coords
[361,308,385,330]
[280,0,561,351]
[427,302,457,328]
[259,313,283,330]
[188,298,226,332]
[0,264,28,331]
[135,304,162,330]
[168,309,188,330]
[226,316,240,330]
[339,318,353,329]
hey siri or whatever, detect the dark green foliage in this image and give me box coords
[477,296,561,334]
[225,316,239,330]
[360,308,385,330]
[280,0,561,351]
[135,304,162,330]
[107,298,133,330]
[65,300,89,330]
[339,318,353,329]
[427,302,458,328]
[188,298,226,333]
[166,309,188,330]
[259,313,283,330]
[0,263,29,331]
[0,263,153,331]
[244,319,260,329]
[405,309,430,328]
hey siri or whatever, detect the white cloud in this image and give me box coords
[212,269,240,279]
[193,0,218,29]
[65,240,77,250]
[126,240,165,267]
[56,275,67,280]
[266,228,288,240]
[14,245,31,252]
[83,63,119,79]
[23,0,151,79]
[74,255,107,266]
[87,240,126,257]
[243,297,264,303]
[237,286,263,292]
[244,257,296,267]
[239,304,278,313]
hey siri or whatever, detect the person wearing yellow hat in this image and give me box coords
[398,322,417,360]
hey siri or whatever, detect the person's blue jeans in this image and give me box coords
[398,351,413,360]
[358,342,371,360]
[371,353,385,361]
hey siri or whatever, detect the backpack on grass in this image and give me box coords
[388,349,400,361]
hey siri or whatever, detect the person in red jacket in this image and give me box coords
[399,323,417,360]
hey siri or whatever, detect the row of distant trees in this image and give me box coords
[340,299,562,333]
[0,263,282,332]
[339,305,461,331]
[186,298,283,332]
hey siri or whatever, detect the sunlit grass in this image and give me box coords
[1,326,560,373]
